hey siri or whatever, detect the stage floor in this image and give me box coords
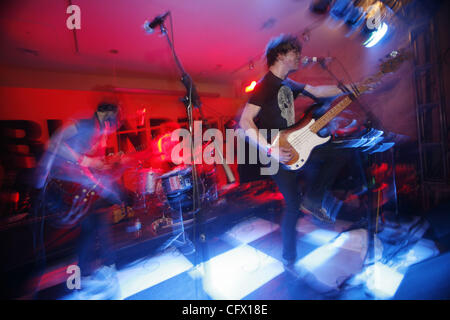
[33,198,445,300]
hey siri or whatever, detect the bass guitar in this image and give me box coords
[272,49,410,171]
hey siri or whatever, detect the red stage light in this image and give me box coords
[245,81,257,93]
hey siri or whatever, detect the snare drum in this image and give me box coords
[160,166,193,197]
[160,166,194,213]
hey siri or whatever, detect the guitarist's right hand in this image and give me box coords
[271,146,293,164]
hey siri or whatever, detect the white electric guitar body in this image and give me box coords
[273,118,331,171]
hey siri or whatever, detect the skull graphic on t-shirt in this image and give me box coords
[277,85,295,126]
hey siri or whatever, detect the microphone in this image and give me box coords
[301,56,333,67]
[143,11,170,34]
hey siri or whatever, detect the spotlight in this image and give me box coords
[363,22,388,47]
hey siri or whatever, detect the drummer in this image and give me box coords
[150,121,181,172]
[150,120,215,176]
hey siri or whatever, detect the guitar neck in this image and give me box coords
[310,95,354,134]
[309,71,383,134]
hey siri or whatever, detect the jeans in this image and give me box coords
[270,145,353,261]
[78,207,115,277]
[271,167,303,262]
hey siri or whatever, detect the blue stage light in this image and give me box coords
[363,22,388,47]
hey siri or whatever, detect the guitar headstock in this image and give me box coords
[357,48,412,93]
[378,48,411,75]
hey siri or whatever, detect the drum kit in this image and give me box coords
[130,164,217,243]
[117,124,224,239]
[131,163,218,223]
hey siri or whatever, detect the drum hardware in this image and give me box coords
[160,166,194,214]
[157,164,216,254]
[156,193,195,254]
[151,216,173,234]
[150,215,195,234]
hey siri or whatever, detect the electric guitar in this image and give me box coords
[45,147,153,228]
[273,49,410,171]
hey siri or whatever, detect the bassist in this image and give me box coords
[239,34,356,272]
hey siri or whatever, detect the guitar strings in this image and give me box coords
[286,95,354,157]
[288,101,341,146]
[289,94,354,146]
[286,77,376,159]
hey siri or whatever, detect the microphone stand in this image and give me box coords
[318,61,385,268]
[157,20,209,298]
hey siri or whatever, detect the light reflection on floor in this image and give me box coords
[193,244,284,300]
[57,216,439,300]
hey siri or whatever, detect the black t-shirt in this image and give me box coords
[248,71,309,138]
[240,72,310,180]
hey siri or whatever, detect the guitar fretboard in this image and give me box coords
[310,95,353,133]
[309,71,383,134]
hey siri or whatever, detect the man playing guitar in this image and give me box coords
[36,101,133,299]
[239,34,357,273]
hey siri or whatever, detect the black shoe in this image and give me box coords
[282,258,301,279]
[300,203,334,224]
[281,257,295,267]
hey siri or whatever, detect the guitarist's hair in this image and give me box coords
[265,34,302,67]
[97,102,119,113]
